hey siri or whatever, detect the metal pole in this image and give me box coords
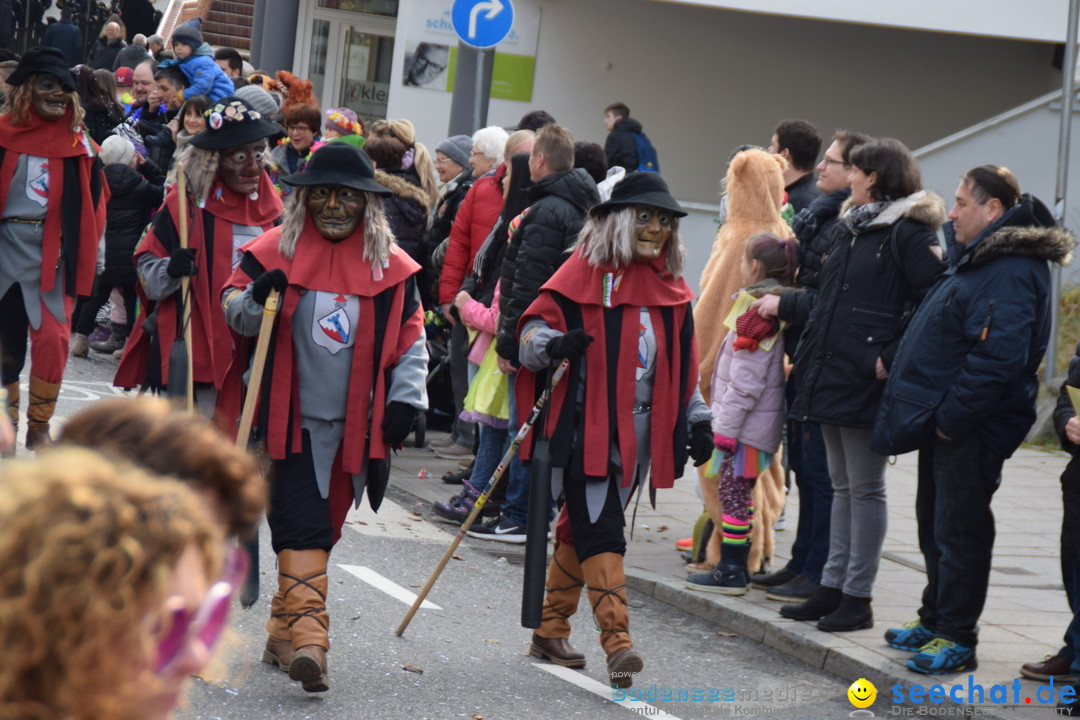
[473,49,484,133]
[1047,0,1080,385]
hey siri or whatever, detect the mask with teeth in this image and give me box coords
[307,185,365,242]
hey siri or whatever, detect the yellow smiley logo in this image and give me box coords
[848,678,877,709]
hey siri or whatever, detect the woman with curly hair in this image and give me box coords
[55,396,265,540]
[0,447,232,720]
[0,48,108,451]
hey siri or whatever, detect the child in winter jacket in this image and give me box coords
[162,18,235,102]
[70,135,166,359]
[686,232,799,595]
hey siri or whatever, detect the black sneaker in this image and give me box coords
[750,566,797,590]
[466,515,527,543]
[765,575,819,602]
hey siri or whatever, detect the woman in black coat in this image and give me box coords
[363,134,434,267]
[778,138,946,630]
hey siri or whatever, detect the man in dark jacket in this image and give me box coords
[603,102,658,173]
[768,119,822,214]
[874,166,1074,675]
[474,123,599,542]
[42,8,82,67]
[750,129,870,602]
[1047,342,1080,715]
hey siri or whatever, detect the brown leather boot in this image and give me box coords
[582,552,643,688]
[26,376,59,451]
[280,549,330,692]
[528,541,586,668]
[262,587,292,673]
[1,382,17,459]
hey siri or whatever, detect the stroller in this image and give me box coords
[412,310,455,447]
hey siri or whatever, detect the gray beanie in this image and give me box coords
[100,135,135,167]
[436,134,472,170]
[234,84,281,119]
[172,17,203,48]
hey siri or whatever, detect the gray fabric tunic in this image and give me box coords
[0,154,64,328]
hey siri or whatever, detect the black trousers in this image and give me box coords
[564,475,627,562]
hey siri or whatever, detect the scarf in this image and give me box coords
[842,199,892,234]
[792,188,850,243]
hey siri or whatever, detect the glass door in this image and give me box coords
[339,29,394,127]
[295,4,397,119]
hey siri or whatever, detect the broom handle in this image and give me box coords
[396,359,570,636]
[235,290,280,449]
[176,163,194,413]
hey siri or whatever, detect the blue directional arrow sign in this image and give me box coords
[451,0,514,50]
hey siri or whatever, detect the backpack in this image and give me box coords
[632,132,660,173]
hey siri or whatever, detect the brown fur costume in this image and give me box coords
[275,70,318,115]
[694,148,792,574]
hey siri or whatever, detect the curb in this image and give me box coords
[624,568,1028,720]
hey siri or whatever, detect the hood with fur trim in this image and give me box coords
[964,194,1075,268]
[375,169,432,213]
[841,189,948,231]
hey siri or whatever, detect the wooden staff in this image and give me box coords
[234,289,281,449]
[176,163,194,412]
[396,359,571,636]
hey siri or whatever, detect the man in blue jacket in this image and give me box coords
[42,9,82,68]
[873,166,1074,675]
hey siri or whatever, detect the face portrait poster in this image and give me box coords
[402,0,541,102]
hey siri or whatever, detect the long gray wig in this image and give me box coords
[170,143,219,206]
[572,206,685,277]
[278,185,396,266]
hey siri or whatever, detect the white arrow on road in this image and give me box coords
[468,0,505,39]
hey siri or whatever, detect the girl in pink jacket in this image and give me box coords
[687,233,798,595]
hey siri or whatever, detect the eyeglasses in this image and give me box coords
[821,156,849,169]
[286,125,313,133]
[153,546,247,675]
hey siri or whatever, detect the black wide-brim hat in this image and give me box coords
[7,46,77,92]
[589,171,687,218]
[189,96,281,151]
[280,142,390,196]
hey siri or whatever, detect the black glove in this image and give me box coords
[545,328,594,363]
[688,422,713,467]
[251,269,288,306]
[382,401,418,447]
[166,247,197,278]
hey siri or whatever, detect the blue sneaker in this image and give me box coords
[906,638,977,675]
[885,620,936,651]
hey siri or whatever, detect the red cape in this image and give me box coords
[217,220,424,474]
[0,106,107,295]
[114,176,282,390]
[516,251,698,489]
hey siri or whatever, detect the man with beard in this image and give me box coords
[219,142,428,693]
[114,96,284,416]
[0,47,108,451]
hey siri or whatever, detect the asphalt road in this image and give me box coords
[13,353,860,720]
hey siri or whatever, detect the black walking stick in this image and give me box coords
[521,367,556,629]
[396,359,570,637]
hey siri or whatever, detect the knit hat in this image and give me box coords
[114,66,133,87]
[234,84,280,120]
[435,134,471,169]
[324,107,362,136]
[172,17,203,48]
[99,135,135,167]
